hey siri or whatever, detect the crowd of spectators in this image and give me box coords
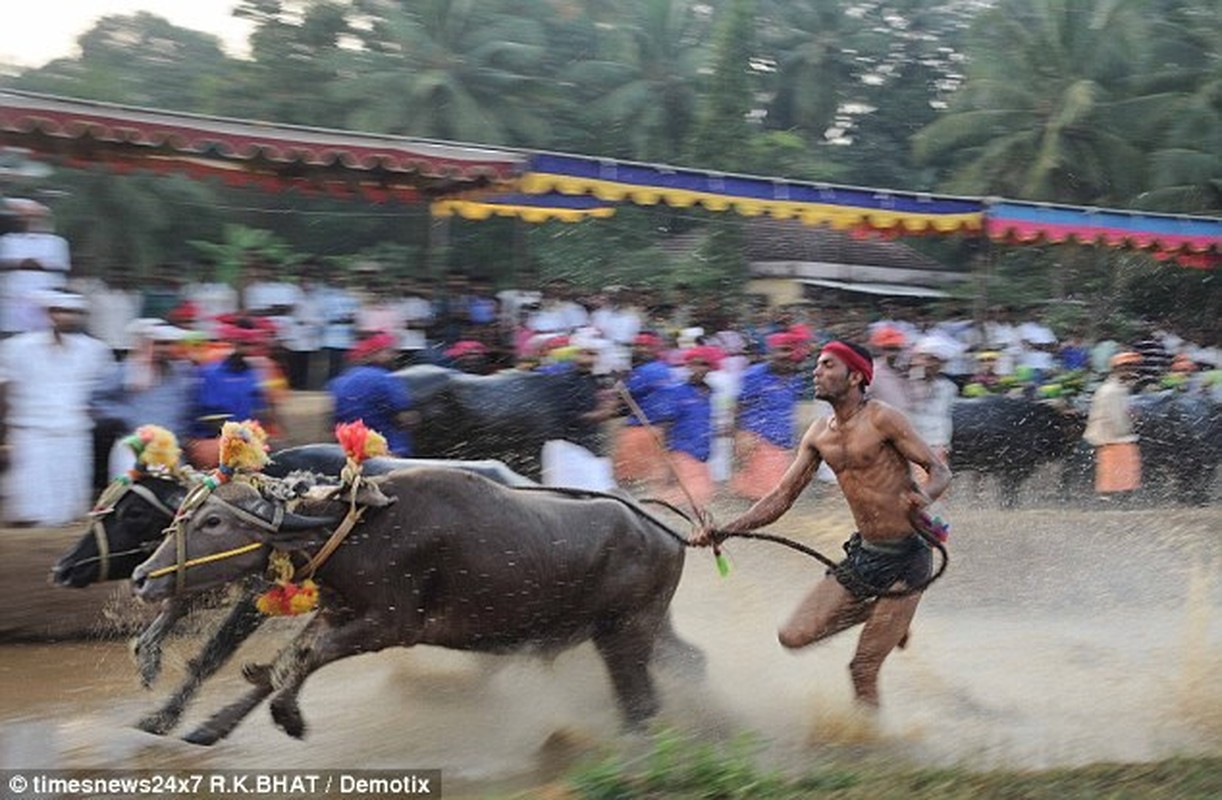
[1,196,1218,524]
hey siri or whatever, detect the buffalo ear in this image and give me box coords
[353,479,396,508]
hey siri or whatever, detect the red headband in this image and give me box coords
[821,341,873,385]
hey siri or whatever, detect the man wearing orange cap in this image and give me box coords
[730,330,807,500]
[328,331,416,456]
[1083,351,1142,500]
[694,338,950,710]
[867,325,910,412]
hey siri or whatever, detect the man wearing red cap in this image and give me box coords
[443,340,491,375]
[188,316,277,467]
[695,338,950,710]
[730,330,808,500]
[328,331,416,456]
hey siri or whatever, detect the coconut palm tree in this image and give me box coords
[1128,0,1222,214]
[563,0,713,163]
[334,0,550,146]
[755,0,861,144]
[912,0,1151,205]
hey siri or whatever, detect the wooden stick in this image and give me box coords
[614,380,709,527]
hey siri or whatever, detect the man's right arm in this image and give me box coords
[695,420,824,545]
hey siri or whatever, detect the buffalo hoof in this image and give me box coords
[270,698,306,739]
[182,724,224,747]
[242,662,272,688]
[131,641,162,689]
[135,711,175,737]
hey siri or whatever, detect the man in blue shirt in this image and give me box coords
[650,345,722,508]
[328,331,416,456]
[732,330,807,499]
[188,318,275,468]
[612,332,673,487]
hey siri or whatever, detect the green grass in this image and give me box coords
[537,731,1221,800]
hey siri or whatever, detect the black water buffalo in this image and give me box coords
[399,365,599,479]
[131,469,697,743]
[52,445,534,589]
[50,448,536,736]
[1131,392,1221,505]
[949,396,1086,506]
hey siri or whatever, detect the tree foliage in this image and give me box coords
[0,0,1215,321]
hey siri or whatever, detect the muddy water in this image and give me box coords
[1,490,1219,797]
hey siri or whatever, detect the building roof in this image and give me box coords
[0,89,524,202]
[743,218,950,271]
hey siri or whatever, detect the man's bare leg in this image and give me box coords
[847,591,923,707]
[777,577,870,649]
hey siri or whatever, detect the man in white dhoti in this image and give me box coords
[0,290,113,526]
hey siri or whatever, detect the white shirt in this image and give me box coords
[81,280,141,350]
[592,306,642,345]
[283,285,325,352]
[319,286,358,350]
[184,282,239,337]
[907,375,957,448]
[1084,377,1137,445]
[0,232,70,271]
[0,330,113,431]
[244,281,302,312]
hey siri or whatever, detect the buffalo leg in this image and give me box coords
[182,683,275,746]
[652,613,707,679]
[179,614,335,746]
[133,597,192,688]
[266,614,399,739]
[137,592,265,736]
[593,618,661,730]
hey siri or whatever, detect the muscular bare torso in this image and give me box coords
[806,400,917,542]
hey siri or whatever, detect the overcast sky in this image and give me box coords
[0,1,252,68]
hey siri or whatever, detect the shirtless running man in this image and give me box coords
[694,339,951,708]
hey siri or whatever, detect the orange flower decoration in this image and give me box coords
[334,420,389,464]
[255,579,319,616]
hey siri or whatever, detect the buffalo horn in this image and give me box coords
[232,494,341,533]
[279,509,344,532]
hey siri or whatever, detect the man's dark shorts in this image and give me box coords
[829,532,932,600]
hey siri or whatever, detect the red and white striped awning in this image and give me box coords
[0,89,525,202]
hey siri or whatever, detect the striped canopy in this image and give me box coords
[1,90,1218,265]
